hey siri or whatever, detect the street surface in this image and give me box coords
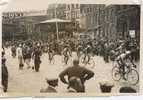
[3,48,139,94]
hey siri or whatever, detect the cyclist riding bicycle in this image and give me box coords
[62,45,71,65]
[76,44,83,58]
[11,45,16,58]
[48,45,55,63]
[115,50,136,80]
[82,44,92,63]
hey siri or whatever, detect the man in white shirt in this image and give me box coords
[17,44,24,69]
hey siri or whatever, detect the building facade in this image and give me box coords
[103,5,118,41]
[65,4,80,32]
[80,4,105,39]
[116,5,140,43]
[79,5,140,41]
[47,4,67,19]
[2,10,48,40]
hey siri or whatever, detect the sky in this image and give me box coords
[3,0,141,12]
[3,0,81,12]
[4,0,54,12]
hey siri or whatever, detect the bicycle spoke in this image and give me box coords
[127,69,139,85]
[112,67,121,81]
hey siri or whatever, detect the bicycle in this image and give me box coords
[79,53,95,68]
[112,61,139,85]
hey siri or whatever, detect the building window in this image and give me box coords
[76,4,79,9]
[72,4,74,9]
[68,5,70,10]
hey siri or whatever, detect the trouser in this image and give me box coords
[18,56,24,69]
[48,52,53,62]
[25,58,31,67]
[2,80,8,92]
[77,84,85,92]
[64,55,69,64]
[68,78,85,92]
[84,54,90,63]
[104,54,109,63]
[34,60,41,72]
[12,51,16,57]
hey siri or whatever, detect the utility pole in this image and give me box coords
[55,4,59,41]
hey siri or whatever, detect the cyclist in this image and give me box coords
[48,45,55,64]
[82,44,92,63]
[62,45,71,65]
[11,45,16,58]
[115,50,136,80]
[76,44,83,59]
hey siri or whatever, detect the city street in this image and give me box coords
[4,47,139,94]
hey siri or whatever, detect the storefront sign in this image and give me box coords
[129,30,135,38]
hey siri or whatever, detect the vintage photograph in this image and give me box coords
[1,0,140,96]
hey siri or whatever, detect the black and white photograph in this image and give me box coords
[0,0,141,96]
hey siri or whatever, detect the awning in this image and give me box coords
[39,18,71,24]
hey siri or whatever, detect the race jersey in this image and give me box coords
[84,46,91,54]
[11,47,16,52]
[63,48,69,56]
[17,47,23,57]
[116,51,131,61]
[77,45,82,52]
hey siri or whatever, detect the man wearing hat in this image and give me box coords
[40,78,58,93]
[32,45,42,72]
[59,59,94,92]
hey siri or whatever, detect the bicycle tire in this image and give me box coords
[86,58,95,68]
[80,54,85,64]
[112,67,122,81]
[127,69,139,85]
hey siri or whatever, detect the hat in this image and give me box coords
[119,87,136,93]
[45,77,58,83]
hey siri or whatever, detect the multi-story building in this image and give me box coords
[2,10,48,40]
[80,4,105,39]
[103,5,118,41]
[79,5,140,42]
[65,4,80,32]
[116,5,140,42]
[65,4,80,20]
[47,4,67,19]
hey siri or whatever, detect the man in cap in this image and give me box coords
[59,59,94,92]
[40,78,58,93]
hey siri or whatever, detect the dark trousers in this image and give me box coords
[2,80,8,92]
[34,60,41,72]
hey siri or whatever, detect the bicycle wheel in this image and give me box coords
[64,56,69,65]
[51,56,55,64]
[112,67,122,81]
[80,54,85,64]
[86,58,95,68]
[127,69,139,85]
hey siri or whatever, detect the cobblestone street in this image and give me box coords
[3,47,139,94]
